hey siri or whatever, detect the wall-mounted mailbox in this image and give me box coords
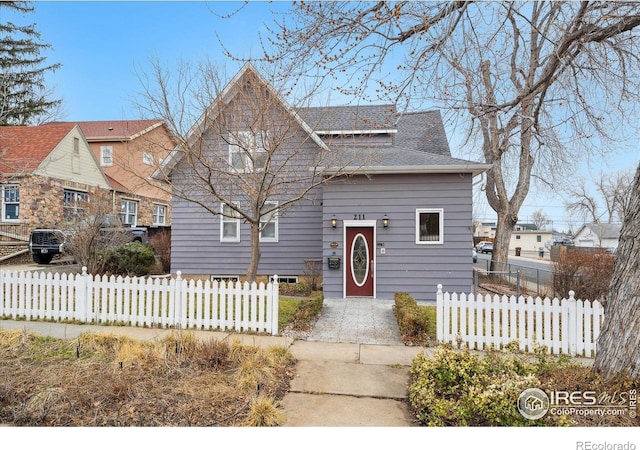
[327,256,341,270]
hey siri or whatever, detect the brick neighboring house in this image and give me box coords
[71,120,174,231]
[0,123,112,261]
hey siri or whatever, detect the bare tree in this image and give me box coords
[62,190,133,274]
[565,180,602,224]
[133,61,370,282]
[593,163,640,380]
[565,170,633,224]
[264,2,640,275]
[531,209,548,231]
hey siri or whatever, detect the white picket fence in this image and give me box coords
[0,268,279,335]
[436,284,605,357]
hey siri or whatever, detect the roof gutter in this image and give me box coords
[318,163,493,176]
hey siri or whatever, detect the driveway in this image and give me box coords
[0,258,80,275]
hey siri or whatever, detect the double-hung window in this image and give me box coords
[63,190,88,221]
[260,201,278,242]
[153,204,167,226]
[120,199,138,226]
[416,208,444,244]
[1,185,19,221]
[100,146,113,167]
[228,131,268,172]
[220,203,240,242]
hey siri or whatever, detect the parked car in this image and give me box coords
[480,243,494,253]
[29,215,148,265]
[472,249,478,263]
[475,241,492,252]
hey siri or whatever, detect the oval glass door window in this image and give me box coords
[351,233,369,287]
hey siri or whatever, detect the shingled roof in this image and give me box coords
[0,123,77,175]
[300,104,397,132]
[156,63,490,178]
[56,120,162,141]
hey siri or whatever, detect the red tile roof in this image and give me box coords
[0,123,76,175]
[71,120,162,141]
[105,174,130,193]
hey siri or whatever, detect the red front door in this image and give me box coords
[345,226,374,297]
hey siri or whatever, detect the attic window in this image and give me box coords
[228,131,268,172]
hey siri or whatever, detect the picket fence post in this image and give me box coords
[567,290,577,356]
[271,275,279,335]
[173,271,183,329]
[75,266,87,322]
[436,284,444,343]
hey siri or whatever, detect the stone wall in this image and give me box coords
[11,175,104,229]
[5,174,171,231]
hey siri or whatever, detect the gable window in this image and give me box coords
[63,190,88,221]
[100,146,113,167]
[416,208,444,244]
[1,185,19,221]
[228,131,268,172]
[152,204,167,226]
[220,203,240,242]
[142,152,154,166]
[120,199,138,226]
[72,137,81,174]
[260,201,278,242]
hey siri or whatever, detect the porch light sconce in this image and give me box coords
[382,214,389,228]
[331,215,337,229]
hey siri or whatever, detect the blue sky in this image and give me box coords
[13,1,640,232]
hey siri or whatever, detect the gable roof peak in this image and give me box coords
[0,123,78,174]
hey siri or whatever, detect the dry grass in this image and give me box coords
[0,329,295,426]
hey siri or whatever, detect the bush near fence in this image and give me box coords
[552,249,614,304]
[394,292,437,346]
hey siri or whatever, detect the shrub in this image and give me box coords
[408,345,570,426]
[552,249,614,302]
[394,292,436,346]
[149,229,171,273]
[290,293,323,329]
[279,282,312,297]
[101,242,156,276]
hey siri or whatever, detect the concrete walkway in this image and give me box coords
[283,297,423,426]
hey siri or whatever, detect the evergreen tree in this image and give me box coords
[0,1,61,125]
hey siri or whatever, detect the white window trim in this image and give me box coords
[63,190,88,221]
[120,198,138,227]
[415,208,444,245]
[1,185,20,222]
[152,203,167,226]
[100,146,113,167]
[220,202,240,243]
[228,131,268,173]
[259,201,279,243]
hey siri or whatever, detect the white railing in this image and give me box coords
[436,284,604,358]
[0,268,279,335]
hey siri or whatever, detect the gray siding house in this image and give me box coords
[158,64,489,301]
